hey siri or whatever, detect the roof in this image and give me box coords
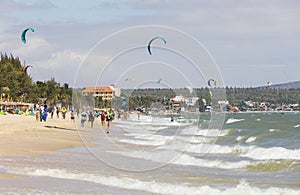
[170,99,179,104]
[82,86,114,93]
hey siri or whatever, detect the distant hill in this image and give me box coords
[269,81,300,89]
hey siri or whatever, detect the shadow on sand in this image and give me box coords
[44,125,77,131]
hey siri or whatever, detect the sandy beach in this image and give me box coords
[0,114,86,157]
[0,112,299,194]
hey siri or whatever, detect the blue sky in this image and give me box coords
[0,0,299,87]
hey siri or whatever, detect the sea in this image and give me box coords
[1,112,299,194]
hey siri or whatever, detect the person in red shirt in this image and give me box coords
[100,110,106,127]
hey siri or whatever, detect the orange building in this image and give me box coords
[81,86,114,101]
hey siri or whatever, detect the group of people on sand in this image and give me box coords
[80,108,114,133]
[34,103,115,133]
[34,104,48,122]
[34,104,69,122]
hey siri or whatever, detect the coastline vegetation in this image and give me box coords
[1,54,299,110]
[0,53,72,106]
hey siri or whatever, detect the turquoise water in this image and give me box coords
[0,112,299,194]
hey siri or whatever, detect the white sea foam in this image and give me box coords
[181,127,226,137]
[119,139,166,146]
[19,168,300,195]
[220,129,231,136]
[120,122,300,161]
[226,118,244,124]
[182,144,247,155]
[120,133,174,146]
[185,144,300,161]
[173,154,251,169]
[177,136,214,144]
[245,137,256,143]
[241,146,300,160]
[111,150,251,170]
[117,124,168,131]
[236,136,244,141]
[294,124,300,128]
[124,132,174,142]
[121,131,217,147]
[121,130,253,156]
[269,129,280,132]
[120,115,194,127]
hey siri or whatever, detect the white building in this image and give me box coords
[172,95,199,106]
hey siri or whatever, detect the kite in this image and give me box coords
[267,81,272,87]
[157,78,162,83]
[208,79,217,87]
[23,65,32,74]
[21,28,35,44]
[148,36,166,55]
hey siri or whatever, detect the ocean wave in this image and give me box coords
[226,118,244,124]
[117,124,168,131]
[184,144,248,155]
[173,154,251,169]
[177,136,215,144]
[245,136,256,143]
[119,139,166,146]
[119,131,300,161]
[181,127,229,137]
[19,168,300,195]
[236,136,244,141]
[269,129,281,132]
[116,121,192,128]
[185,144,300,161]
[116,115,193,127]
[111,150,251,169]
[241,147,300,160]
[246,160,298,172]
[125,132,174,141]
[121,133,216,147]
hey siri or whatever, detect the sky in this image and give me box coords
[0,0,299,88]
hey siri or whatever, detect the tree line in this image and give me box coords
[1,53,299,110]
[0,53,72,107]
[123,87,300,110]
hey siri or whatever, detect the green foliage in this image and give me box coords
[225,87,300,106]
[1,53,299,110]
[0,53,72,106]
[122,87,300,110]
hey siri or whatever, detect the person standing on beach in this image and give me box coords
[35,104,40,122]
[50,106,54,119]
[88,110,95,128]
[100,110,106,126]
[39,105,43,122]
[70,110,75,122]
[61,107,67,119]
[56,107,60,118]
[106,109,114,133]
[42,105,48,122]
[80,111,88,128]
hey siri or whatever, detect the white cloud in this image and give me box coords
[33,50,83,85]
[12,37,53,61]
